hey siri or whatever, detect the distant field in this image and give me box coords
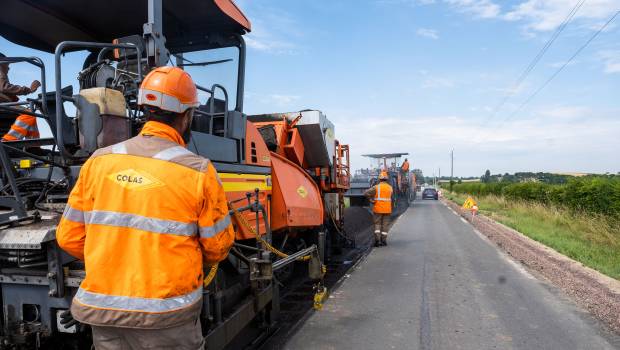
[445,192,620,280]
[438,179,480,183]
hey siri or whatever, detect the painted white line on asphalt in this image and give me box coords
[470,228,536,281]
[502,255,536,280]
[444,200,537,281]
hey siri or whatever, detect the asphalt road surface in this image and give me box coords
[284,199,620,350]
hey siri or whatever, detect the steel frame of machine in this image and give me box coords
[0,1,350,348]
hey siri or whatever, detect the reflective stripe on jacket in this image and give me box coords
[373,182,393,214]
[2,114,39,141]
[56,121,235,329]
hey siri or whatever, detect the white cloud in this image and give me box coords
[538,105,592,119]
[246,92,301,108]
[445,0,501,19]
[269,94,300,106]
[236,3,302,55]
[547,59,580,68]
[375,0,436,6]
[422,77,456,88]
[598,49,620,73]
[337,112,620,176]
[416,28,440,39]
[493,81,530,95]
[244,30,298,55]
[377,0,500,17]
[504,0,620,32]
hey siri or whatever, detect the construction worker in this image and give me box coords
[0,52,41,141]
[401,158,410,173]
[56,66,234,349]
[1,114,40,141]
[364,171,393,246]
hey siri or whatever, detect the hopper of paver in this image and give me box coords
[251,110,336,168]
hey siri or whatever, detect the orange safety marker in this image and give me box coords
[471,205,479,219]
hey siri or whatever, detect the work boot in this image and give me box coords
[381,232,388,246]
[374,230,381,247]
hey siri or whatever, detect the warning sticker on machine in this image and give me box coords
[297,186,308,198]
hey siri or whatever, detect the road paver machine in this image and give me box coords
[345,152,414,207]
[0,1,350,348]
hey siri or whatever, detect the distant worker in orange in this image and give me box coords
[364,171,393,246]
[0,53,41,141]
[56,66,234,348]
[401,158,410,173]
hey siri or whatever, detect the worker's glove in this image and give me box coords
[59,309,87,332]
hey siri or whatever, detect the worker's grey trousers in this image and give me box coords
[373,213,391,242]
[91,318,204,350]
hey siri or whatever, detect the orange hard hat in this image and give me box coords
[379,171,388,180]
[138,66,199,114]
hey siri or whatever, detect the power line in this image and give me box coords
[501,10,620,125]
[483,0,586,124]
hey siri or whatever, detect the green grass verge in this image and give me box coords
[444,192,620,280]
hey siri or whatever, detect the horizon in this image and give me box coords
[1,0,618,177]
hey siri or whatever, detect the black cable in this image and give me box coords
[501,10,620,125]
[0,178,49,194]
[482,0,586,127]
[33,144,57,206]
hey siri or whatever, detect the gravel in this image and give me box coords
[443,198,620,335]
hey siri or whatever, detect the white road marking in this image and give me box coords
[446,201,536,281]
[502,255,536,280]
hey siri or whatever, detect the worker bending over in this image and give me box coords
[401,158,409,173]
[365,171,393,246]
[0,52,41,141]
[56,67,234,349]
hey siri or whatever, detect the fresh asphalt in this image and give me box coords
[284,199,620,350]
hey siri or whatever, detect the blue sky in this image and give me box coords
[1,0,619,177]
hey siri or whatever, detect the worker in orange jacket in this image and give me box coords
[401,158,410,173]
[0,52,41,141]
[2,114,40,141]
[364,171,393,246]
[56,66,234,349]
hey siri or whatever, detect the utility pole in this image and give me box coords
[438,167,441,188]
[450,149,454,192]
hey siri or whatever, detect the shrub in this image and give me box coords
[447,176,620,218]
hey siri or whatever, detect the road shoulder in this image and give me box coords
[442,197,620,336]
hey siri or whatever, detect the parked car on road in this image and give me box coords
[422,188,438,200]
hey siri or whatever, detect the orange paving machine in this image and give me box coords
[0,1,350,349]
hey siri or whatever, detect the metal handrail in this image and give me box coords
[54,41,142,160]
[0,56,48,115]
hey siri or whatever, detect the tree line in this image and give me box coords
[448,175,620,219]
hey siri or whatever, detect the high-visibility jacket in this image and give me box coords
[2,114,39,141]
[372,182,393,214]
[401,160,409,172]
[56,121,235,329]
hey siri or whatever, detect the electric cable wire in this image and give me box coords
[482,0,587,127]
[499,10,620,126]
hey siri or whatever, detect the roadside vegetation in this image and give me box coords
[442,176,620,280]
